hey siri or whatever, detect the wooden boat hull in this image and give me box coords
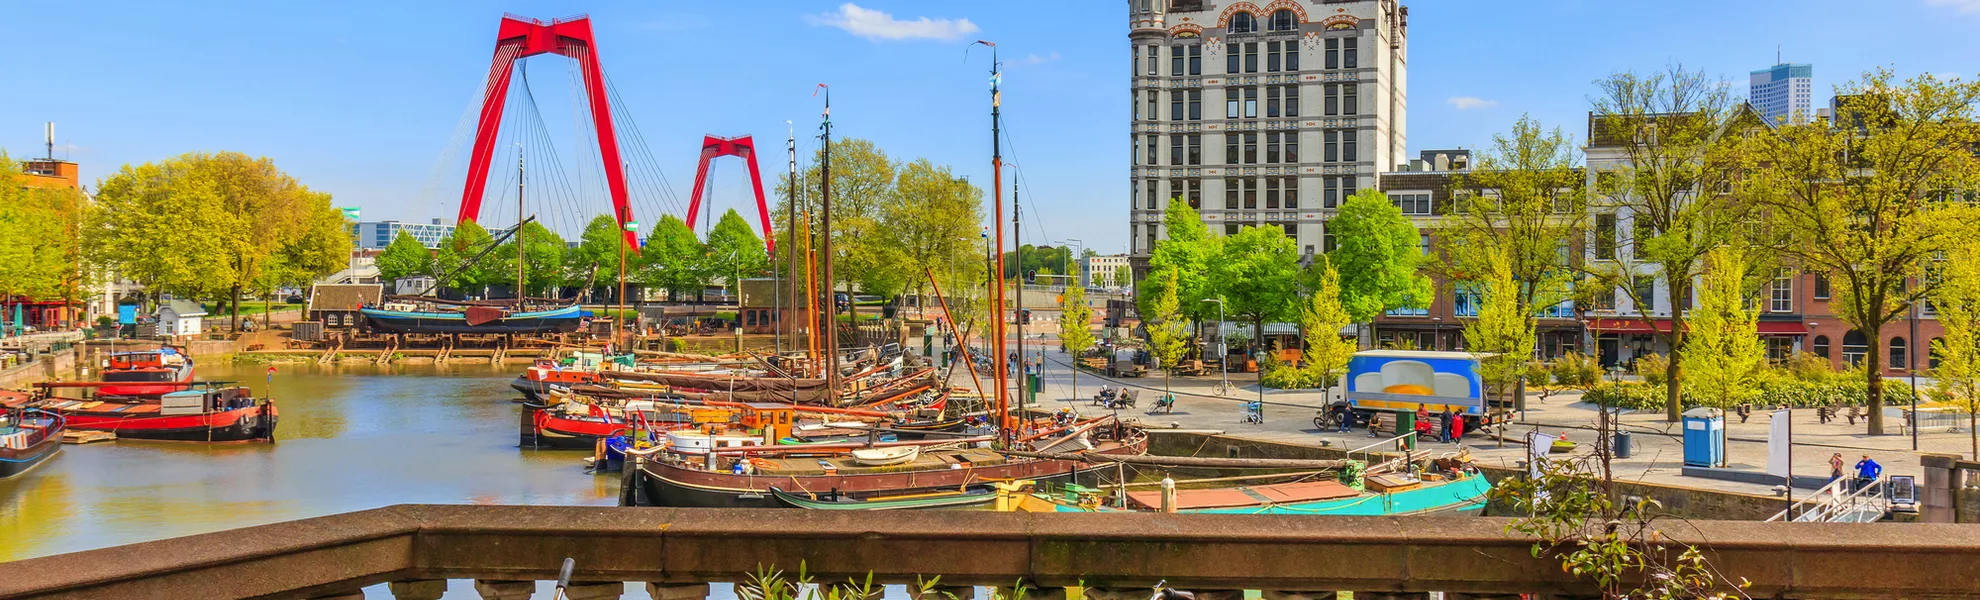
[770,486,998,510]
[627,436,1148,509]
[60,403,276,443]
[0,412,63,479]
[521,404,692,450]
[360,304,582,334]
[1028,474,1491,516]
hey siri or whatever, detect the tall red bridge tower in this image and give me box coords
[458,14,638,250]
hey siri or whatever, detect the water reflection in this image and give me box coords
[0,361,615,561]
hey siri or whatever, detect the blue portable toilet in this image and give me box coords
[1682,407,1724,467]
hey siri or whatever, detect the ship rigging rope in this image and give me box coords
[417,44,524,225]
[602,69,687,219]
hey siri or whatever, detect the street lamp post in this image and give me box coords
[1201,298,1227,393]
[1056,238,1083,287]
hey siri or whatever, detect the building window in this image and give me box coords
[1325,38,1339,70]
[1770,270,1793,313]
[1891,336,1909,368]
[1147,92,1158,122]
[1225,223,1242,236]
[1324,130,1338,162]
[1323,176,1339,208]
[1266,86,1282,117]
[1591,287,1616,310]
[1146,46,1158,76]
[1146,134,1158,165]
[1932,337,1945,369]
[1266,41,1282,73]
[1225,178,1240,209]
[1268,9,1297,32]
[1284,85,1299,117]
[1632,217,1654,257]
[1814,335,1831,359]
[1842,330,1868,366]
[1324,84,1340,116]
[1243,132,1258,164]
[1343,131,1357,162]
[1228,12,1256,34]
[1146,180,1159,210]
[1265,178,1281,209]
[1814,274,1830,299]
[1283,177,1298,209]
[1322,224,1337,252]
[1171,92,1184,121]
[1170,135,1184,166]
[1342,84,1357,115]
[1187,90,1202,120]
[1454,284,1481,318]
[1265,132,1283,163]
[1132,137,1140,166]
[1244,42,1259,73]
[1226,134,1240,164]
[1226,88,1240,119]
[1594,214,1617,260]
[1633,276,1656,311]
[1283,41,1300,71]
[1170,178,1184,209]
[1188,45,1202,76]
[1132,90,1139,121]
[1243,178,1257,209]
[1171,45,1185,76]
[1227,44,1240,75]
[1244,87,1258,118]
[1390,193,1431,215]
[1186,134,1201,165]
[1186,179,1201,209]
[1279,222,1296,237]
[1343,37,1357,68]
[1284,133,1299,163]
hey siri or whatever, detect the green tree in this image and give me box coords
[1744,70,1980,434]
[1295,258,1357,393]
[1142,202,1221,323]
[704,209,769,298]
[1142,268,1192,396]
[87,160,229,300]
[638,214,706,300]
[1464,252,1539,405]
[884,159,985,317]
[1685,246,1768,464]
[1212,225,1302,344]
[375,231,431,284]
[432,220,495,295]
[567,215,633,302]
[785,138,898,320]
[1328,189,1432,335]
[1112,264,1132,291]
[1587,64,1757,421]
[490,220,567,297]
[1932,240,1980,459]
[0,154,85,324]
[1058,284,1097,402]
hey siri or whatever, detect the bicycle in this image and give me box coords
[1211,380,1240,397]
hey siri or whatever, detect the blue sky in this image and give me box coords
[4,1,1978,253]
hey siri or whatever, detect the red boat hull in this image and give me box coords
[522,404,690,449]
[62,403,277,443]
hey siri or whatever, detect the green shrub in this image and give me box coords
[1633,353,1670,387]
[1780,351,1836,382]
[1583,377,1915,411]
[1548,352,1604,388]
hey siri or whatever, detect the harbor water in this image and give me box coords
[0,361,619,562]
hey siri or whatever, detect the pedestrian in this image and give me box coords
[1414,404,1433,439]
[1817,403,1832,424]
[1853,454,1882,493]
[1450,412,1465,443]
[1828,453,1845,485]
[1438,408,1455,443]
[1736,403,1753,423]
[1335,403,1353,433]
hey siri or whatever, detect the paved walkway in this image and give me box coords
[938,339,1975,499]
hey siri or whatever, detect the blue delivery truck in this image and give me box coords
[1342,350,1510,429]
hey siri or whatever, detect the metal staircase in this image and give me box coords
[1767,478,1890,523]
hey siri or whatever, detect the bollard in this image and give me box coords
[1160,476,1177,513]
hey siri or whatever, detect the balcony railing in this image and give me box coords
[1,505,1977,599]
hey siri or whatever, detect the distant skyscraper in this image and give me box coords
[1750,63,1813,125]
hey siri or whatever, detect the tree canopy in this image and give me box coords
[1212,225,1303,343]
[375,231,430,284]
[639,214,706,299]
[1328,188,1431,325]
[1142,202,1221,322]
[0,153,85,312]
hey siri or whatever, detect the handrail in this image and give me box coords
[1767,477,1888,523]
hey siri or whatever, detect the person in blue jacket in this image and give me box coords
[1853,455,1882,493]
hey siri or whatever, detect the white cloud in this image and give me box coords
[1014,52,1062,67]
[1447,96,1498,110]
[1926,0,1980,14]
[804,3,979,42]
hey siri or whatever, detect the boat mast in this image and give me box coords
[1013,176,1024,427]
[785,122,799,356]
[978,40,1010,447]
[818,85,839,394]
[515,144,527,304]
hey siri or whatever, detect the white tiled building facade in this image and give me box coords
[1128,0,1410,271]
[1749,63,1813,125]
